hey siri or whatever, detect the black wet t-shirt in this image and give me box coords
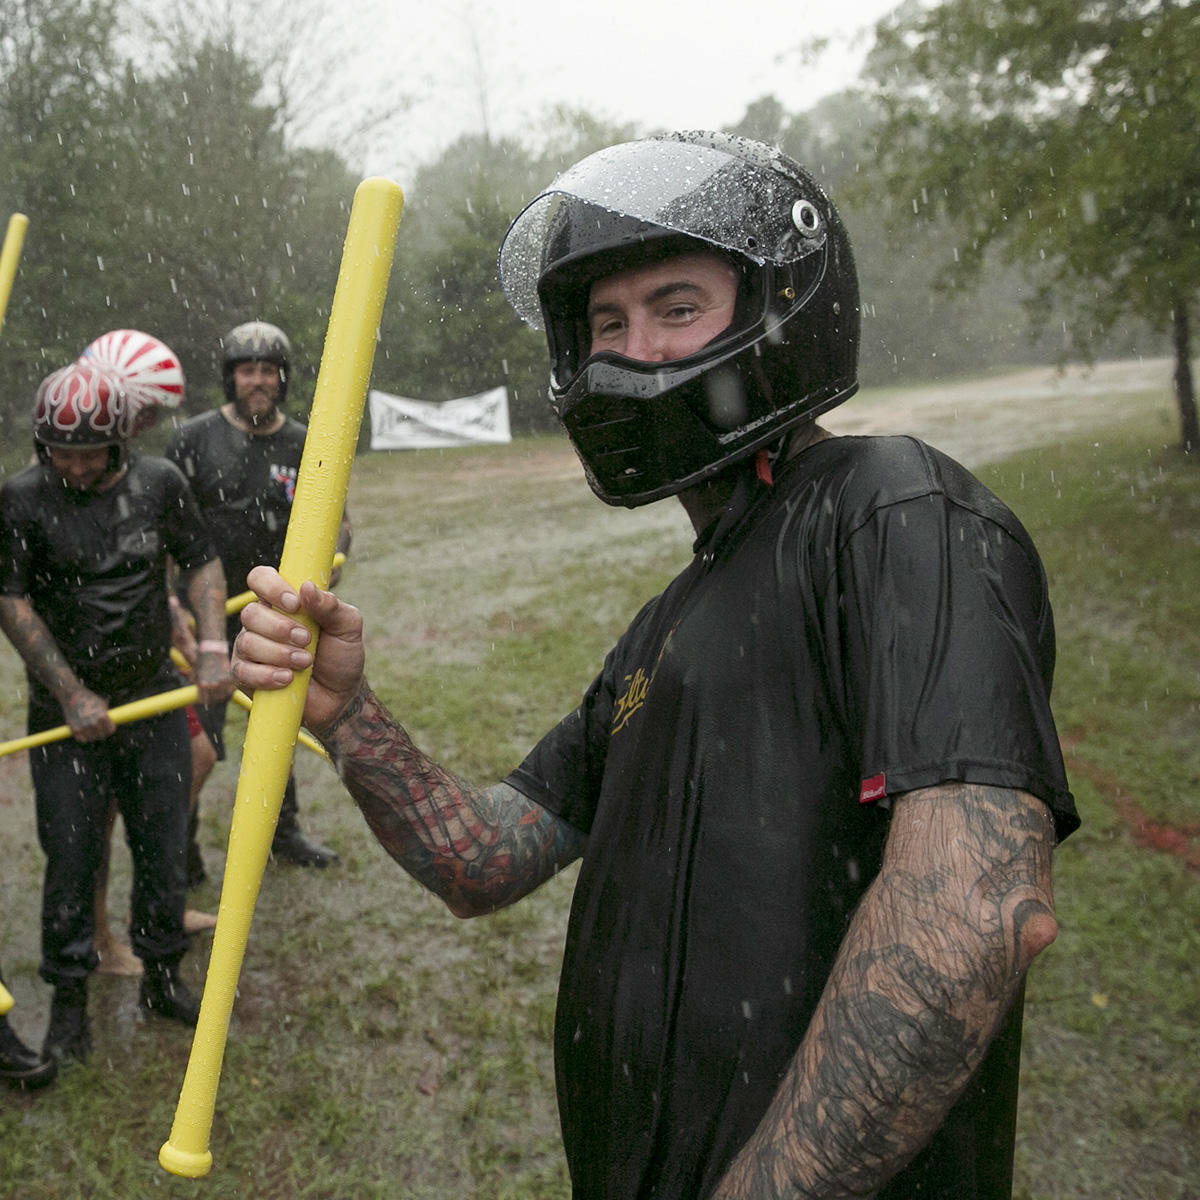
[166,409,306,612]
[505,435,1078,1200]
[0,454,217,726]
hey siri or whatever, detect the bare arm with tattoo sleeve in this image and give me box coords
[177,557,235,705]
[714,782,1058,1200]
[232,567,585,916]
[0,593,115,741]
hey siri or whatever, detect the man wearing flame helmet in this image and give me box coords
[0,361,233,1065]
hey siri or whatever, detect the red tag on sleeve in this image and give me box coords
[859,773,887,803]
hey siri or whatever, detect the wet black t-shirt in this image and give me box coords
[166,410,306,615]
[0,454,217,725]
[506,435,1078,1200]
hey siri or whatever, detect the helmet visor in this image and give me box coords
[499,138,827,330]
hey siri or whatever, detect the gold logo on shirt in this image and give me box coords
[611,629,676,735]
[612,667,651,734]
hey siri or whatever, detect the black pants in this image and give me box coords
[31,708,191,985]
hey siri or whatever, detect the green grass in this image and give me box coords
[977,426,1200,1200]
[1,375,1197,1199]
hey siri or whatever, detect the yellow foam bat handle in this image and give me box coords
[0,686,200,760]
[159,176,403,1179]
[0,980,13,1016]
[0,213,28,335]
[169,652,328,763]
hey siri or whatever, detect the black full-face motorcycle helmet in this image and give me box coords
[498,131,860,507]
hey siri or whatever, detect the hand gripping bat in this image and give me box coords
[158,177,404,1178]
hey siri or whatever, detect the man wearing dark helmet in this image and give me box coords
[166,322,351,870]
[231,133,1078,1199]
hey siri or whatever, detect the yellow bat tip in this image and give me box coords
[158,1142,214,1178]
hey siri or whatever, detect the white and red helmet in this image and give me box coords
[82,329,185,420]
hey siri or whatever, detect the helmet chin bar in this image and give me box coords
[558,352,855,508]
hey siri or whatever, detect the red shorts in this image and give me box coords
[184,704,205,739]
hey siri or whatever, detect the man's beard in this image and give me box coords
[234,391,280,427]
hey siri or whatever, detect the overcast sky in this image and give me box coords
[330,0,902,178]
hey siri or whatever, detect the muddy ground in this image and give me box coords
[0,353,1179,1003]
[0,355,1185,1199]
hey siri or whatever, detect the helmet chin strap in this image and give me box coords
[704,421,823,558]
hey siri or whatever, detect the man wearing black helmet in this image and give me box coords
[0,361,233,1063]
[231,133,1078,1199]
[166,321,351,869]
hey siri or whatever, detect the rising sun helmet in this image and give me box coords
[82,328,185,435]
[220,320,292,405]
[33,359,134,471]
[498,131,860,507]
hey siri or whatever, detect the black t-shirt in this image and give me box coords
[505,435,1079,1200]
[0,454,217,725]
[166,409,306,612]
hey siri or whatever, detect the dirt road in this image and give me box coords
[825,356,1177,468]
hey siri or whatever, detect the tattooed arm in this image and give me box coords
[0,594,114,741]
[313,682,583,915]
[177,557,235,705]
[714,782,1058,1199]
[232,567,585,916]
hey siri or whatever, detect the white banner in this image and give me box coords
[368,386,511,450]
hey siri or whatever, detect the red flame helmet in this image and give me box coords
[81,329,185,416]
[33,360,134,461]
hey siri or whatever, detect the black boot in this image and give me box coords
[271,779,339,868]
[43,979,90,1065]
[1,1015,57,1089]
[139,961,200,1027]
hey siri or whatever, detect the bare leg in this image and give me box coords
[93,799,142,977]
[183,726,218,934]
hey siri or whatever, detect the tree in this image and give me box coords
[0,0,130,425]
[863,0,1200,452]
[730,90,1075,384]
[374,110,642,435]
[0,0,365,440]
[108,35,358,413]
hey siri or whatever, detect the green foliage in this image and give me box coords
[0,0,125,416]
[377,134,552,433]
[0,0,358,431]
[731,89,1098,384]
[860,0,1200,444]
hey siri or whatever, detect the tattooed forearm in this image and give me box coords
[317,682,584,916]
[180,558,229,643]
[716,783,1057,1199]
[0,594,83,703]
